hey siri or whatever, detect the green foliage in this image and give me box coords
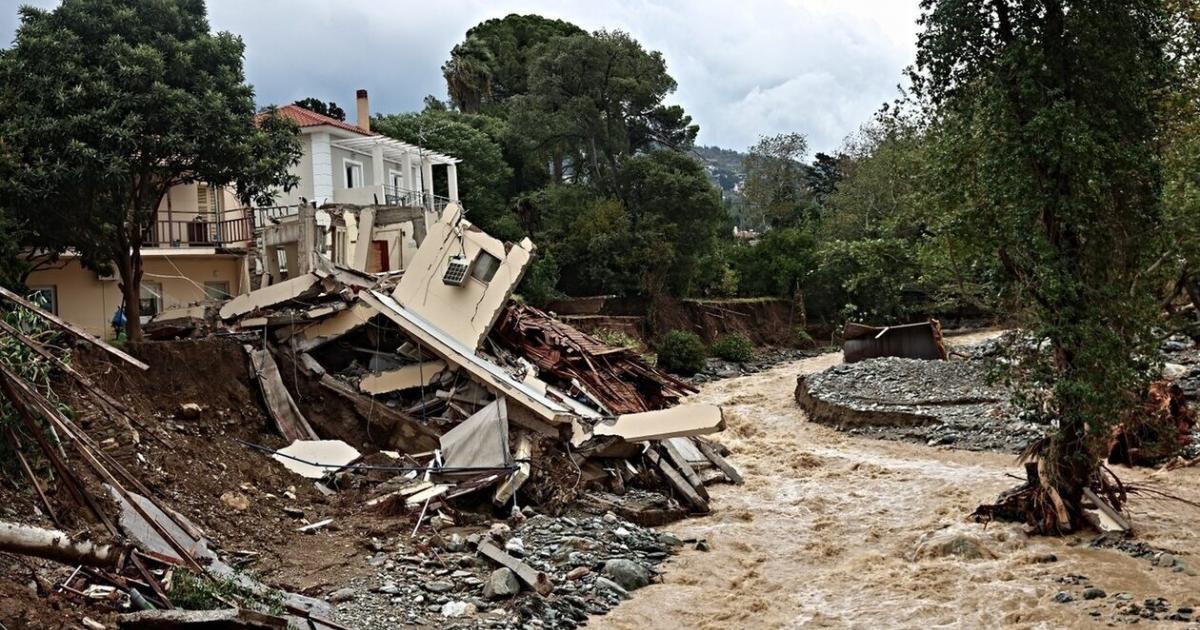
[443,14,585,114]
[655,330,707,375]
[591,327,640,350]
[516,250,562,306]
[741,133,816,229]
[169,570,283,614]
[732,227,817,300]
[912,0,1180,515]
[512,30,698,193]
[0,300,71,473]
[0,0,302,339]
[293,97,346,121]
[709,335,755,363]
[373,110,514,233]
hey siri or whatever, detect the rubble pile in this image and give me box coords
[0,203,742,627]
[331,511,694,629]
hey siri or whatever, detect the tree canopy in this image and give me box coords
[0,0,301,339]
[293,97,346,121]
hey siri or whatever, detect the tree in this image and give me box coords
[512,30,698,194]
[0,0,302,341]
[373,110,516,238]
[293,97,346,121]
[443,14,585,114]
[741,133,815,229]
[914,0,1178,531]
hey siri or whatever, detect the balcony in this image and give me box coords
[143,210,255,249]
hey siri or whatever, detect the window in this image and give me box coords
[196,183,216,217]
[203,281,230,301]
[389,170,404,191]
[471,251,502,283]
[343,159,364,189]
[139,282,163,318]
[334,229,348,265]
[28,286,57,315]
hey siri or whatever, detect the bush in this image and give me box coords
[709,334,755,362]
[592,327,640,350]
[656,330,706,375]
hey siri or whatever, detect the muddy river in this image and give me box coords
[596,334,1200,629]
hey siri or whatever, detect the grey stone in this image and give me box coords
[1054,591,1075,604]
[483,568,521,599]
[594,576,629,599]
[328,587,358,603]
[1082,587,1106,600]
[602,558,650,591]
[424,580,454,594]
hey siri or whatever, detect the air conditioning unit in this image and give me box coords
[442,255,471,286]
[97,270,118,282]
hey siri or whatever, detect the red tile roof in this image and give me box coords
[268,104,372,136]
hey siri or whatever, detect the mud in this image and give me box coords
[595,334,1200,629]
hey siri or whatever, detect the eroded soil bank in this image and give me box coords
[596,336,1200,629]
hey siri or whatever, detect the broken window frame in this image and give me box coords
[343,158,364,189]
[139,281,164,319]
[471,251,502,284]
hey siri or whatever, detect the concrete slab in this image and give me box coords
[272,440,362,479]
[592,404,725,442]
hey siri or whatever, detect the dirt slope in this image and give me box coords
[596,336,1200,629]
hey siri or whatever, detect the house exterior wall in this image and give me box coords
[392,204,534,350]
[26,254,244,338]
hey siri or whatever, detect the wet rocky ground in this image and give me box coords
[796,354,1045,453]
[329,509,697,629]
[690,347,830,385]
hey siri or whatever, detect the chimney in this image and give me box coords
[355,89,370,132]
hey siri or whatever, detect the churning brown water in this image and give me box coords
[596,333,1200,629]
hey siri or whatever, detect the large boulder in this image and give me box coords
[601,558,650,591]
[483,568,520,599]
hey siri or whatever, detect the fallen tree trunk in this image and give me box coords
[0,521,125,568]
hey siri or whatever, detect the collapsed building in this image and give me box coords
[0,197,742,628]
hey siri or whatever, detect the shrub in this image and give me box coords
[593,327,640,350]
[709,334,755,362]
[656,330,706,375]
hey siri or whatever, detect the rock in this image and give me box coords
[445,533,466,552]
[328,587,358,603]
[1054,591,1075,604]
[219,491,250,511]
[1082,587,1107,600]
[658,533,683,547]
[176,403,202,420]
[911,531,996,561]
[424,580,454,593]
[505,537,525,557]
[1154,553,1177,567]
[566,566,590,581]
[695,539,710,552]
[489,522,511,542]
[483,568,520,599]
[441,601,476,618]
[594,576,629,599]
[1032,553,1058,563]
[602,559,650,591]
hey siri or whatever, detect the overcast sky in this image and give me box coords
[1,0,922,153]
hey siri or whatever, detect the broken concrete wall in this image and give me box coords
[392,203,534,350]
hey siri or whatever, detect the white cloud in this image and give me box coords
[3,0,922,153]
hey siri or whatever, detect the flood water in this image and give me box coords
[596,334,1200,629]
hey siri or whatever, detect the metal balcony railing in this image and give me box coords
[143,212,254,248]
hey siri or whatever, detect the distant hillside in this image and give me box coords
[692,144,746,198]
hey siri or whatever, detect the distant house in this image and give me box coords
[24,89,460,338]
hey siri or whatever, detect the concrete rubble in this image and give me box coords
[0,202,741,629]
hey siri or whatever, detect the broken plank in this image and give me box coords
[245,346,318,442]
[477,541,553,596]
[659,439,709,501]
[405,484,451,507]
[1083,488,1132,533]
[297,518,333,534]
[695,439,743,485]
[293,302,378,352]
[0,285,148,370]
[219,273,320,321]
[360,360,447,395]
[645,448,709,513]
[493,433,533,506]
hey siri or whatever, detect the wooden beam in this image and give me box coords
[245,345,319,442]
[493,433,533,506]
[0,285,148,370]
[695,439,743,485]
[477,541,553,596]
[645,448,709,513]
[660,439,709,501]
